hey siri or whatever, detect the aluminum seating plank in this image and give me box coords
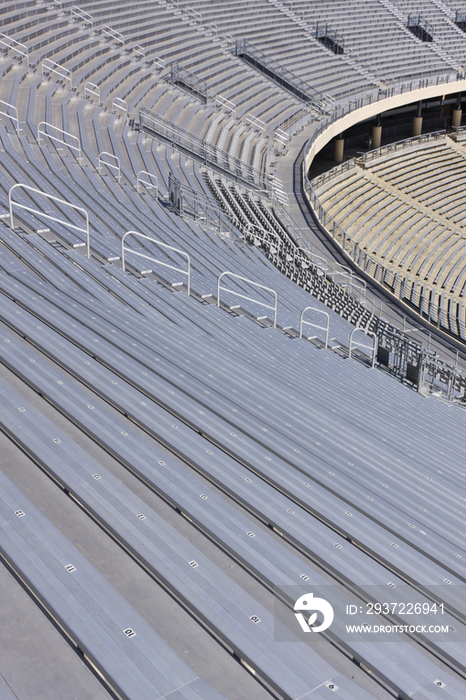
[1,276,462,595]
[0,381,352,700]
[0,472,226,700]
[0,688,14,700]
[1,289,466,603]
[0,330,466,700]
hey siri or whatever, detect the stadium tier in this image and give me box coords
[2,2,466,700]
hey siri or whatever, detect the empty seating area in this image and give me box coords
[2,1,466,699]
[311,135,466,338]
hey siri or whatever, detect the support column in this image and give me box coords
[372,115,382,148]
[333,134,344,162]
[452,93,462,127]
[413,102,422,136]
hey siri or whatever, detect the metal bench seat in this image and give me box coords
[2,274,465,563]
[1,291,465,603]
[0,378,358,700]
[0,314,466,700]
[0,469,227,700]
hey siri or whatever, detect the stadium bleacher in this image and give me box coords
[2,1,466,699]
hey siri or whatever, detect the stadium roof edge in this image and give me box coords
[304,78,466,172]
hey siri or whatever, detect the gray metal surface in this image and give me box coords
[1,308,466,698]
[0,471,228,700]
[0,378,370,700]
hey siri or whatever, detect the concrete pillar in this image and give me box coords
[412,116,423,136]
[372,125,382,148]
[333,137,344,162]
[452,109,462,127]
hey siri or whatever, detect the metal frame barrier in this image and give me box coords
[71,6,93,28]
[349,327,377,368]
[84,81,100,101]
[0,100,21,133]
[121,230,191,296]
[133,45,145,60]
[140,107,270,192]
[153,56,166,70]
[8,184,89,257]
[245,223,280,254]
[217,272,278,328]
[245,113,266,131]
[215,95,236,113]
[136,171,158,198]
[98,152,121,183]
[102,25,124,45]
[295,247,327,274]
[299,307,329,347]
[37,122,82,162]
[41,58,72,90]
[112,97,127,117]
[0,34,29,66]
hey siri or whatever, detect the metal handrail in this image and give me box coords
[0,33,29,66]
[357,130,446,164]
[84,82,100,100]
[0,100,21,133]
[112,97,127,116]
[121,230,191,296]
[102,25,124,45]
[217,271,278,328]
[37,122,82,161]
[153,56,166,70]
[299,307,329,347]
[274,127,290,145]
[295,247,327,273]
[136,171,158,198]
[245,113,266,131]
[215,95,236,113]
[71,6,93,28]
[349,328,377,368]
[41,58,72,90]
[98,152,121,183]
[8,184,89,257]
[245,223,280,252]
[133,45,145,60]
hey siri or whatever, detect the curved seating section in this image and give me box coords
[396,0,466,67]
[2,210,466,699]
[312,136,466,338]
[2,2,466,700]
[184,0,454,92]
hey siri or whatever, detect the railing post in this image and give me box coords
[9,183,90,257]
[121,230,191,296]
[217,271,278,328]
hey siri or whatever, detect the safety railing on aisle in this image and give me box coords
[0,34,29,66]
[217,272,278,328]
[299,307,329,347]
[84,82,100,102]
[38,122,82,162]
[8,184,89,256]
[0,100,21,133]
[349,328,377,367]
[41,58,72,90]
[136,171,158,198]
[98,152,121,183]
[121,230,191,296]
